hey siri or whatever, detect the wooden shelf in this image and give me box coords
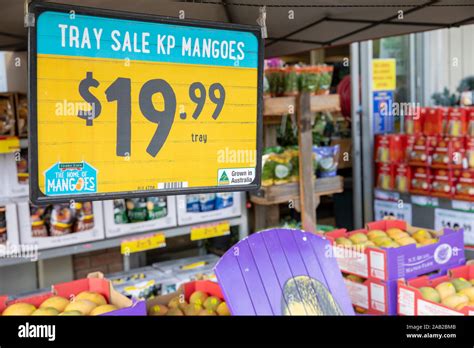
[263,94,340,116]
[250,176,344,206]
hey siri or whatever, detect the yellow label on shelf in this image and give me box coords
[0,136,20,154]
[180,261,207,271]
[190,221,230,241]
[121,233,166,255]
[372,59,396,91]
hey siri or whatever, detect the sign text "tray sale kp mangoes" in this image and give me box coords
[30,5,262,203]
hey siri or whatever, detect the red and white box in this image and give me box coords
[375,163,394,191]
[398,262,474,316]
[409,166,431,195]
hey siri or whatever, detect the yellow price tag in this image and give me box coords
[0,136,20,154]
[121,233,166,255]
[180,261,207,271]
[191,221,230,241]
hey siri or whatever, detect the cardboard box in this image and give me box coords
[394,163,410,193]
[409,166,431,195]
[404,106,424,135]
[103,196,177,238]
[447,107,467,137]
[343,273,398,315]
[431,169,458,198]
[398,262,474,316]
[407,135,430,166]
[374,134,406,163]
[0,272,146,316]
[326,219,465,281]
[0,150,28,198]
[431,137,464,169]
[375,163,394,190]
[18,200,105,250]
[176,193,241,225]
[423,107,444,136]
[467,108,474,137]
[454,169,474,201]
[0,202,20,255]
[146,280,224,314]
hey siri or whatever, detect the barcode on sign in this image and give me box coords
[158,182,188,189]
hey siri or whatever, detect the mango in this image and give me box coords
[203,296,222,311]
[64,299,97,315]
[441,294,469,309]
[397,237,417,246]
[372,236,393,246]
[167,308,184,316]
[31,307,59,316]
[2,303,36,316]
[386,228,407,240]
[420,238,438,246]
[345,274,364,283]
[148,304,168,316]
[458,287,474,301]
[58,310,82,316]
[419,287,441,303]
[198,309,217,316]
[451,278,472,292]
[168,297,187,310]
[90,304,118,316]
[470,279,474,286]
[75,291,107,306]
[335,237,353,246]
[412,229,432,243]
[435,282,456,300]
[379,240,399,248]
[189,291,208,306]
[40,296,69,312]
[184,303,203,316]
[216,302,230,316]
[348,233,368,244]
[367,230,387,240]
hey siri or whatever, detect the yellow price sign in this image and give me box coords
[372,59,396,91]
[190,221,230,241]
[180,261,208,271]
[29,3,263,204]
[120,233,166,255]
[0,136,20,154]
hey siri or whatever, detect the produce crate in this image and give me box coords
[398,262,474,316]
[146,280,225,315]
[326,219,465,281]
[0,272,146,316]
[342,273,398,315]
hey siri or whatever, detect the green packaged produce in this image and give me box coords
[146,197,168,220]
[126,198,148,222]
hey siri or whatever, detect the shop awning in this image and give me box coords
[1,0,473,56]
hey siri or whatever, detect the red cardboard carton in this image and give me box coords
[0,272,146,316]
[409,166,431,195]
[398,262,474,316]
[376,163,394,190]
[431,137,464,169]
[374,134,405,163]
[465,137,474,169]
[407,136,430,166]
[447,108,467,137]
[467,108,474,137]
[454,170,474,202]
[405,106,423,135]
[431,169,457,198]
[394,164,410,193]
[423,107,444,136]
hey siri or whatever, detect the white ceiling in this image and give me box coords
[0,0,473,56]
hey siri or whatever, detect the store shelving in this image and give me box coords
[253,93,343,232]
[0,216,246,268]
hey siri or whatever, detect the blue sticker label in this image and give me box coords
[44,161,97,195]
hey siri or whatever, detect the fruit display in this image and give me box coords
[398,263,474,315]
[147,280,230,316]
[326,219,465,282]
[113,197,168,224]
[1,291,117,316]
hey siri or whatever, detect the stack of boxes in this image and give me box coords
[375,106,474,201]
[325,219,465,315]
